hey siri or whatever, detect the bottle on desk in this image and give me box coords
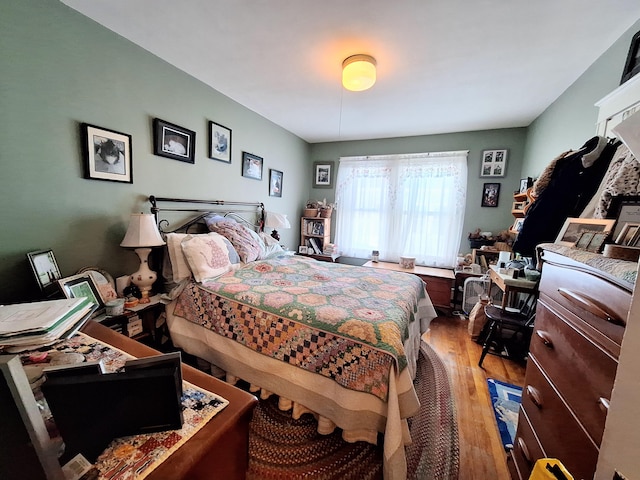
[372,250,379,263]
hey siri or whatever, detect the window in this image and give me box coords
[335,151,468,267]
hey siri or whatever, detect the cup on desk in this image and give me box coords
[105,298,125,316]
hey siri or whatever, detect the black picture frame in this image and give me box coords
[621,29,640,85]
[481,182,500,207]
[153,118,196,164]
[606,195,640,238]
[519,177,533,194]
[269,169,283,197]
[208,121,231,163]
[242,152,263,180]
[27,249,62,294]
[57,273,105,310]
[313,161,334,188]
[81,123,133,183]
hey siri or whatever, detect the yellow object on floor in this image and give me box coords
[529,459,573,480]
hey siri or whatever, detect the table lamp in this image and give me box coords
[264,212,291,241]
[120,213,165,303]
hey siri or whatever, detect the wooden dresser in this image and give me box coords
[509,248,632,480]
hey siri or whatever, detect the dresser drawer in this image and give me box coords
[521,355,599,480]
[539,259,628,353]
[511,408,545,480]
[532,300,617,444]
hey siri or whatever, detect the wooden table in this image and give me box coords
[363,261,455,312]
[487,265,537,309]
[81,321,258,480]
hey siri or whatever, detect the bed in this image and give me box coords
[150,196,438,479]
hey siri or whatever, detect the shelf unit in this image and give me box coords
[510,188,535,234]
[300,217,331,255]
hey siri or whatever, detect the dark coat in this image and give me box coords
[513,138,620,257]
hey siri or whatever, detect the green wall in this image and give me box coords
[310,128,528,255]
[522,19,640,177]
[0,0,309,303]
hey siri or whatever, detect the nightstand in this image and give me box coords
[100,295,167,349]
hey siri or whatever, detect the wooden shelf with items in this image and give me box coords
[510,187,536,234]
[300,216,331,256]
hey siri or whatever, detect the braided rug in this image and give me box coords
[247,341,459,480]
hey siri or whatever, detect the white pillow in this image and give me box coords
[181,233,234,282]
[166,233,193,281]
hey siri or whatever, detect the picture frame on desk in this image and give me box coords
[57,273,105,312]
[27,249,61,296]
[607,195,640,239]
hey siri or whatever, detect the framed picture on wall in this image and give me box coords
[480,150,507,177]
[621,29,640,85]
[269,169,283,197]
[313,161,334,188]
[242,152,263,180]
[81,123,133,183]
[153,118,196,164]
[208,121,231,163]
[481,182,500,207]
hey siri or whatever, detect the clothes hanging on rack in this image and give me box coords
[590,143,640,218]
[513,136,620,257]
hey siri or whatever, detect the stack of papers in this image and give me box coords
[0,297,95,347]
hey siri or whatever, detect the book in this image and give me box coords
[308,237,322,254]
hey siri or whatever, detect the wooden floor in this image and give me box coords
[423,314,526,480]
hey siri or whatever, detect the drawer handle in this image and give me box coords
[517,437,532,463]
[535,330,554,348]
[526,385,543,408]
[598,397,610,412]
[557,288,624,326]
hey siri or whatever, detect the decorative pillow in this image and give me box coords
[180,233,235,282]
[203,213,237,228]
[165,233,193,281]
[207,221,262,263]
[258,231,284,258]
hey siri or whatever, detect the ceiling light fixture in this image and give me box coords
[342,54,376,92]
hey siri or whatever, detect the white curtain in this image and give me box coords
[335,151,468,268]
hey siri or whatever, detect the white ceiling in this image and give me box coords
[61,0,640,144]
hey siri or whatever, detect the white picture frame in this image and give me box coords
[480,149,507,177]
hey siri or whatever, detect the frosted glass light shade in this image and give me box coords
[120,213,165,247]
[342,54,377,92]
[265,212,291,230]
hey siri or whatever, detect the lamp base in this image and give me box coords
[129,247,156,304]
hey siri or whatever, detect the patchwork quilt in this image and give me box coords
[173,255,426,400]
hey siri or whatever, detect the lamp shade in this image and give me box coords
[265,212,291,230]
[342,54,376,92]
[120,213,165,247]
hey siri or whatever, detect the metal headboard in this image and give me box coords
[149,195,265,234]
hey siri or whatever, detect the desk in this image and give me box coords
[487,266,537,309]
[80,321,258,480]
[363,261,455,312]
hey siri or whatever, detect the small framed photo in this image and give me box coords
[27,249,62,294]
[480,149,507,177]
[57,273,104,310]
[586,232,610,253]
[575,231,595,250]
[269,169,283,197]
[555,218,616,247]
[313,161,334,188]
[208,121,231,163]
[298,245,308,254]
[81,123,132,183]
[615,222,640,246]
[620,29,640,85]
[242,152,263,180]
[481,182,500,207]
[153,118,196,164]
[519,177,533,194]
[512,217,525,233]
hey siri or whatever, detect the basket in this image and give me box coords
[319,207,333,218]
[303,208,319,217]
